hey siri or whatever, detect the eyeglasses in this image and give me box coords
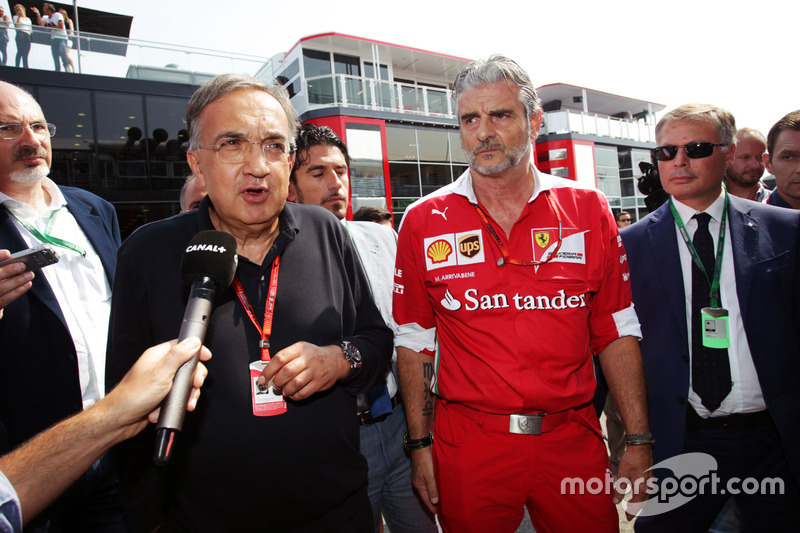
[618,218,631,222]
[652,142,726,162]
[198,139,290,164]
[0,123,56,140]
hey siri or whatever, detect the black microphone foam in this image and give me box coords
[180,230,238,289]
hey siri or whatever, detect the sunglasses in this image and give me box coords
[652,142,726,162]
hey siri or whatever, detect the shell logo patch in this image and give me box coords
[423,230,485,271]
[427,239,453,263]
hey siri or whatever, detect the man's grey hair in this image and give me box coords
[179,174,195,211]
[656,104,737,147]
[185,73,299,151]
[453,54,542,120]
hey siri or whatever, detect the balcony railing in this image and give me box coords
[1,25,266,81]
[541,109,656,143]
[305,74,455,118]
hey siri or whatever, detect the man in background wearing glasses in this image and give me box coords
[622,103,800,531]
[0,81,128,530]
[105,74,391,532]
[393,55,651,532]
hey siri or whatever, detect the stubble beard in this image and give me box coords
[10,165,49,183]
[463,124,532,176]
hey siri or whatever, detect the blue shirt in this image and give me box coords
[0,470,21,533]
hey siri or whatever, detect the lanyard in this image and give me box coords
[232,255,280,362]
[473,190,563,267]
[669,195,727,308]
[3,205,86,257]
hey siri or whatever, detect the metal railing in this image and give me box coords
[0,24,267,81]
[541,109,656,143]
[305,74,455,118]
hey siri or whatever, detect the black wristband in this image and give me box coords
[624,432,655,446]
[403,432,433,452]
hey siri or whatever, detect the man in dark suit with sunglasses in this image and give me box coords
[622,103,800,531]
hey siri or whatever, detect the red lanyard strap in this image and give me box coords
[232,256,280,362]
[473,191,563,267]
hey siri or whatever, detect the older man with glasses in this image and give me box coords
[621,103,800,531]
[0,81,127,531]
[105,74,392,532]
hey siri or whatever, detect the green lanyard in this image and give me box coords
[669,195,727,308]
[3,205,86,257]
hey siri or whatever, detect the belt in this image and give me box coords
[444,400,591,435]
[686,405,772,430]
[359,394,402,426]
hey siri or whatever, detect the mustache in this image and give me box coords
[14,146,49,160]
[322,191,345,203]
[472,141,504,155]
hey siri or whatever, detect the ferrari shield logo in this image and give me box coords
[535,231,550,249]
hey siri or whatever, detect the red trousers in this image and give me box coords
[433,399,619,533]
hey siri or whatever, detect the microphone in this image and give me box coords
[153,230,237,466]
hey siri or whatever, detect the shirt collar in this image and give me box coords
[451,162,549,204]
[671,188,726,226]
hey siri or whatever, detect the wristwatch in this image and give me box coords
[339,340,362,371]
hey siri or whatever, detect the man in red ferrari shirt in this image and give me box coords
[393,55,652,532]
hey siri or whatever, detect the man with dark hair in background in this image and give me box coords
[765,110,800,209]
[354,206,393,228]
[289,123,436,533]
[105,74,391,532]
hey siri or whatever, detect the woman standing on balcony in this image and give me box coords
[0,7,10,66]
[59,9,76,73]
[12,4,31,68]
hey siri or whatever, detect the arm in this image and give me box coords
[0,251,34,320]
[0,338,211,525]
[29,7,42,26]
[397,346,438,514]
[597,335,652,516]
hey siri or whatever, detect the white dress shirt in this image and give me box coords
[672,191,766,417]
[0,178,112,409]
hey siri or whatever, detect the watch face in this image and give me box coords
[342,341,362,368]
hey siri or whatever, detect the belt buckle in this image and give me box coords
[509,414,543,435]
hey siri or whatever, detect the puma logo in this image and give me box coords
[432,207,448,220]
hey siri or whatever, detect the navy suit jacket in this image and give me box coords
[621,195,800,485]
[0,185,120,453]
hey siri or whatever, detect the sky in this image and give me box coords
[63,0,796,139]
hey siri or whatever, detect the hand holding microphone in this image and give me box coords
[153,230,237,466]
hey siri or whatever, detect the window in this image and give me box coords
[302,49,331,77]
[38,87,95,189]
[364,62,389,80]
[144,95,190,183]
[95,91,147,185]
[386,126,418,161]
[334,53,360,76]
[346,124,385,198]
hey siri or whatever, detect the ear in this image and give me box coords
[530,109,543,139]
[724,142,736,169]
[287,180,298,202]
[187,151,205,189]
[763,152,773,174]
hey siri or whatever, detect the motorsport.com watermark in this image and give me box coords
[560,453,785,516]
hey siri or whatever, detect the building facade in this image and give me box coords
[1,31,663,236]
